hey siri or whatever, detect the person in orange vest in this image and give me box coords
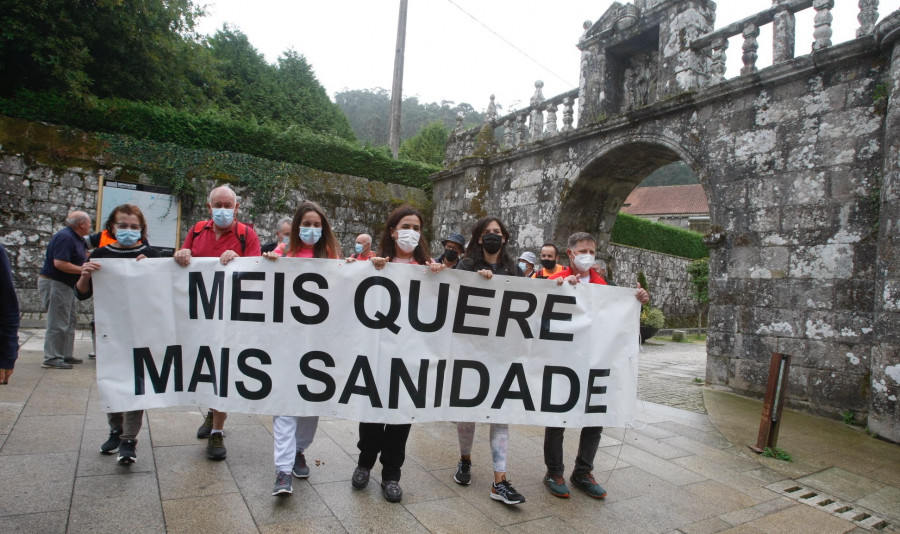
[531,243,565,279]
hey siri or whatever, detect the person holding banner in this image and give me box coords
[351,205,443,503]
[453,216,527,506]
[74,204,160,464]
[543,232,649,500]
[263,200,341,496]
[174,185,261,461]
[0,244,18,385]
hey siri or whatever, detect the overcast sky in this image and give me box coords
[196,0,899,113]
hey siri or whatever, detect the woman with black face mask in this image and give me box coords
[451,217,526,506]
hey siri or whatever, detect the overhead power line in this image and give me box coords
[445,0,576,88]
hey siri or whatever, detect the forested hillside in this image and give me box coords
[0,0,353,139]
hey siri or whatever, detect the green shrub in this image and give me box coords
[0,91,438,190]
[611,212,708,259]
[640,307,665,329]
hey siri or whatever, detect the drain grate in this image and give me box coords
[765,481,897,532]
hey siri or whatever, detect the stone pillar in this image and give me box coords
[577,20,614,126]
[870,13,900,443]
[657,0,716,96]
[772,0,796,63]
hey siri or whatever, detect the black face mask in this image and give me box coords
[443,248,459,262]
[481,233,503,254]
[541,259,556,270]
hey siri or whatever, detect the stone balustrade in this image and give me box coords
[692,0,879,82]
[443,83,579,166]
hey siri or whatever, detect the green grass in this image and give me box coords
[761,447,793,462]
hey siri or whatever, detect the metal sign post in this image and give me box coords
[749,352,792,453]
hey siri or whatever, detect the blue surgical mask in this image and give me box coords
[212,208,234,227]
[518,261,527,272]
[355,243,364,254]
[116,229,141,247]
[282,236,290,245]
[300,226,322,245]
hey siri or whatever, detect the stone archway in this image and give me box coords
[554,137,710,255]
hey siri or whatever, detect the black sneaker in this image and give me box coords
[100,429,122,454]
[207,432,226,461]
[292,451,310,478]
[453,458,472,485]
[381,480,403,503]
[117,439,137,464]
[272,470,293,496]
[196,410,213,439]
[88,352,96,359]
[41,360,73,369]
[64,357,83,364]
[490,479,525,505]
[351,466,370,489]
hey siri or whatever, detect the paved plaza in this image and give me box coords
[1,329,897,533]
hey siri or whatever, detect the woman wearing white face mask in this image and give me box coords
[74,204,159,465]
[262,201,341,496]
[451,216,527,506]
[351,204,443,503]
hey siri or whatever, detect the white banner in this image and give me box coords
[94,257,640,427]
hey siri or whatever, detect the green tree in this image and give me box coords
[399,121,449,166]
[687,258,709,328]
[0,0,217,106]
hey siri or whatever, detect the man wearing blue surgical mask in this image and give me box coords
[173,185,261,462]
[261,218,292,254]
[350,233,376,260]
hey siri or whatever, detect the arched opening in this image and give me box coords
[555,141,701,252]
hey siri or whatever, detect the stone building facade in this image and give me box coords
[433,0,900,441]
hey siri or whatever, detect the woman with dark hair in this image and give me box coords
[263,200,341,496]
[350,204,443,503]
[452,216,527,506]
[265,200,342,260]
[74,204,160,464]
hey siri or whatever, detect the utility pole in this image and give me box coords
[389,0,408,159]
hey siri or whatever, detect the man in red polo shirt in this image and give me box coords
[544,231,648,500]
[174,185,261,460]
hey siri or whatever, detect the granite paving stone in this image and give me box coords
[0,452,77,516]
[744,503,856,534]
[67,471,165,534]
[0,414,84,455]
[2,511,68,533]
[796,467,886,503]
[162,492,259,534]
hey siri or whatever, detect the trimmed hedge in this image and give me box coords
[611,212,708,259]
[0,91,438,190]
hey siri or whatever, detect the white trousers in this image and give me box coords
[273,415,318,472]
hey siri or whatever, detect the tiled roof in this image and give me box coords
[621,184,709,216]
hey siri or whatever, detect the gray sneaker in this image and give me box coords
[272,471,293,496]
[292,451,310,478]
[351,466,370,489]
[42,360,73,369]
[381,480,403,503]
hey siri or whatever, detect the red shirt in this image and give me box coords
[181,220,261,258]
[547,266,608,285]
[351,251,377,261]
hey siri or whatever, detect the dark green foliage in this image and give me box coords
[205,27,354,140]
[611,213,709,259]
[334,88,485,146]
[399,121,449,166]
[0,0,216,106]
[0,91,437,190]
[687,258,709,306]
[639,161,699,187]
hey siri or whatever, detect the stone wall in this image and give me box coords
[0,125,428,313]
[608,244,697,326]
[430,1,900,441]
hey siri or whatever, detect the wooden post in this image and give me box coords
[389,0,408,159]
[749,352,792,453]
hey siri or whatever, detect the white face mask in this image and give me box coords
[395,229,420,253]
[573,253,595,272]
